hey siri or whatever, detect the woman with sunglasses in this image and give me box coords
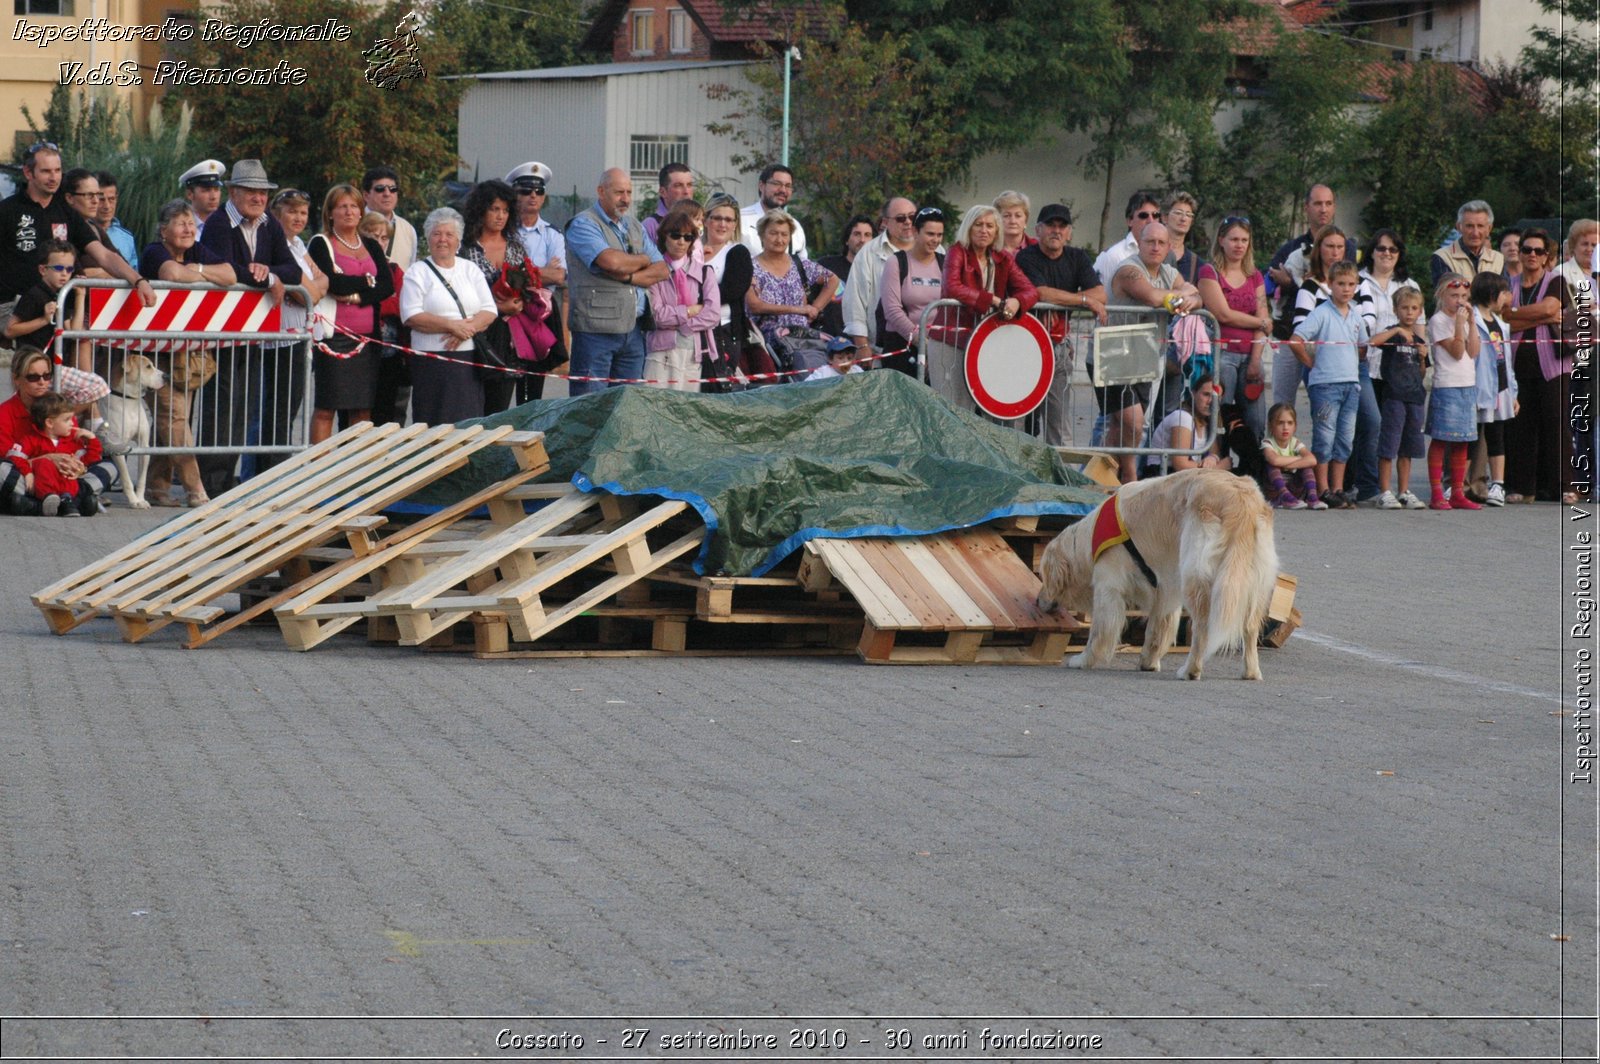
[0,347,118,515]
[308,184,393,442]
[1358,228,1421,399]
[877,206,946,378]
[645,203,720,391]
[1503,227,1577,502]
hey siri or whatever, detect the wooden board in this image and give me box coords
[32,422,548,645]
[807,529,1080,665]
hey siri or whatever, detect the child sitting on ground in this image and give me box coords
[11,392,104,517]
[1369,287,1429,509]
[1259,403,1325,509]
[1425,272,1481,510]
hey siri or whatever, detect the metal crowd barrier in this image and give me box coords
[915,298,1221,471]
[53,278,315,480]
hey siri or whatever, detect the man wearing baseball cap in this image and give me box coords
[1014,203,1106,446]
[180,158,226,236]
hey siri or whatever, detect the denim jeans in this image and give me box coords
[1348,362,1382,497]
[1218,350,1266,440]
[569,327,647,397]
[1271,338,1306,407]
[1308,380,1360,465]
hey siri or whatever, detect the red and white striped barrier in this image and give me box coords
[87,286,283,350]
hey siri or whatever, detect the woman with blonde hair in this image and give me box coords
[1197,215,1270,437]
[928,204,1039,410]
[308,183,392,441]
[993,190,1035,253]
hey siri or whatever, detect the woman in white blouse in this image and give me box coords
[399,207,498,424]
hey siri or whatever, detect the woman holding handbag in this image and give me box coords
[308,184,392,443]
[462,180,527,416]
[746,209,838,377]
[399,208,497,425]
[646,203,721,391]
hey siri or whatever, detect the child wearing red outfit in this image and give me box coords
[11,393,104,516]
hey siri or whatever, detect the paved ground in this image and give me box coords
[1,358,1595,1060]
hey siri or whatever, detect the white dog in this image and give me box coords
[1036,468,1278,680]
[101,353,165,509]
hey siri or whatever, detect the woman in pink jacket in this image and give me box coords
[646,203,722,391]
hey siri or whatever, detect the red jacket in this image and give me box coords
[6,415,101,476]
[933,244,1039,344]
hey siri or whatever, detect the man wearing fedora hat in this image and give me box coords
[197,159,303,495]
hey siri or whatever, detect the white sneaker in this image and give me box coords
[1486,482,1506,506]
[1376,490,1402,510]
[1398,490,1427,510]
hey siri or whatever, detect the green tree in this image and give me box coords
[706,12,969,245]
[1078,0,1258,247]
[1166,28,1362,258]
[170,0,462,220]
[1353,61,1486,263]
[1519,0,1598,219]
[426,0,589,76]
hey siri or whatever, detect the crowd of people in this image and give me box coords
[0,140,1594,517]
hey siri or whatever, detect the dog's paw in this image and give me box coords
[1067,651,1091,670]
[128,497,151,510]
[1139,657,1161,672]
[1182,666,1203,681]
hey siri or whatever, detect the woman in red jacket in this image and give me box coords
[928,204,1038,410]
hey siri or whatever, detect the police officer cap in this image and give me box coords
[505,161,553,192]
[180,159,226,188]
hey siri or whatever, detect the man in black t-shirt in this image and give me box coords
[1015,204,1106,446]
[0,144,153,333]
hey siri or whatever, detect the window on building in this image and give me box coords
[15,0,76,13]
[629,136,690,186]
[1422,2,1433,30]
[668,8,692,53]
[630,9,655,55]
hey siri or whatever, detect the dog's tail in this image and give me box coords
[1192,477,1279,660]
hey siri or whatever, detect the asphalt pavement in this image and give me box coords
[1,465,1592,1063]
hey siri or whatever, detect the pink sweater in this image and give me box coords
[646,259,722,353]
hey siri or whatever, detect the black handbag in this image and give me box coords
[423,259,517,379]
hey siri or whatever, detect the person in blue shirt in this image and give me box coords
[94,172,139,265]
[563,168,668,396]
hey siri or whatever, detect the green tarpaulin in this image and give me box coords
[407,371,1103,576]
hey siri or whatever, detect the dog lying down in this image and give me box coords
[1036,468,1279,680]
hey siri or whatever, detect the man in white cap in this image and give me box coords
[180,158,226,236]
[506,161,566,403]
[197,159,302,495]
[506,161,564,287]
[361,166,416,268]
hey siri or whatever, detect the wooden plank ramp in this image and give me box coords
[805,527,1080,665]
[276,486,705,652]
[31,421,548,646]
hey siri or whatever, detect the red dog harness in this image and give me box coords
[1089,493,1159,587]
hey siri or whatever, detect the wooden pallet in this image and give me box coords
[276,486,703,651]
[31,422,548,646]
[802,528,1080,664]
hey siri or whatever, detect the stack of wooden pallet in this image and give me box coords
[33,430,1298,665]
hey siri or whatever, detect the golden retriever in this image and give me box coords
[1036,468,1278,680]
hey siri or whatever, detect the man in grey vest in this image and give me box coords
[564,168,668,396]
